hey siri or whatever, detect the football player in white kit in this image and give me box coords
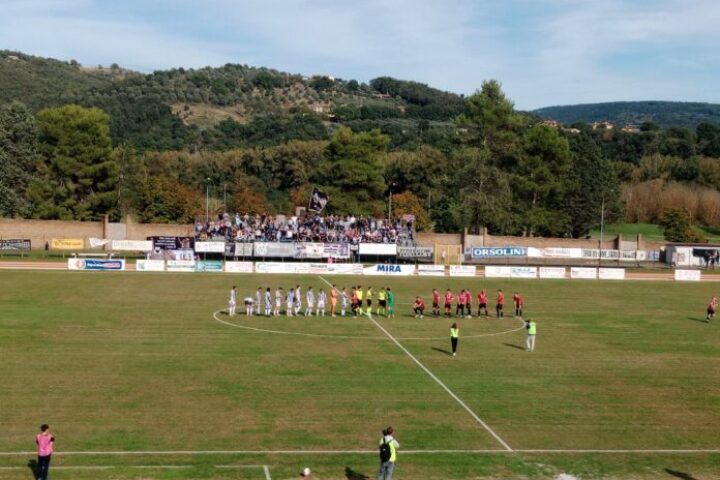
[255,288,262,315]
[286,287,294,316]
[341,287,348,317]
[274,288,282,316]
[305,287,315,316]
[317,288,326,316]
[294,285,302,315]
[264,287,272,316]
[228,286,237,316]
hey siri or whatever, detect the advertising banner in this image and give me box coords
[449,265,477,277]
[309,263,364,275]
[67,258,125,271]
[88,237,111,248]
[471,247,527,258]
[149,236,194,250]
[225,261,254,273]
[397,246,434,259]
[195,260,224,272]
[135,259,165,272]
[323,243,351,259]
[194,241,226,253]
[164,249,195,261]
[110,240,153,252]
[571,267,598,279]
[166,260,196,272]
[255,262,311,274]
[52,238,84,250]
[418,264,446,276]
[675,269,701,281]
[0,239,31,250]
[363,264,416,276]
[511,266,538,278]
[527,247,583,259]
[253,242,296,258]
[484,266,513,278]
[538,267,566,279]
[358,243,398,256]
[598,268,625,280]
[294,242,325,259]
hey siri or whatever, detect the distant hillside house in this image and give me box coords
[621,124,641,133]
[540,119,560,128]
[591,121,614,130]
[562,127,581,135]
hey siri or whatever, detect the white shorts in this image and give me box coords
[307,302,314,309]
[318,301,325,308]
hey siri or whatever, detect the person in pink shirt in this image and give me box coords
[35,424,54,480]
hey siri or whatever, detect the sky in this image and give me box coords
[2,0,719,110]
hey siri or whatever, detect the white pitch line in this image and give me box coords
[318,276,514,452]
[263,464,272,480]
[1,448,718,457]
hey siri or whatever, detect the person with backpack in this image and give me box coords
[377,426,399,480]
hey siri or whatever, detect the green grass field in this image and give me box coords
[1,271,719,479]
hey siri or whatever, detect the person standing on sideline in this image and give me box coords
[228,286,237,316]
[450,322,459,357]
[525,319,537,352]
[513,291,524,318]
[294,285,302,315]
[496,289,505,318]
[386,287,395,318]
[365,286,374,317]
[356,286,364,316]
[377,426,400,480]
[706,296,718,322]
[35,424,54,480]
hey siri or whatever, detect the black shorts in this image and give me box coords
[379,300,387,307]
[432,302,439,309]
[708,307,715,315]
[497,304,504,310]
[479,303,487,309]
[444,303,451,309]
[367,299,372,306]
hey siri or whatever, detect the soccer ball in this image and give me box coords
[302,467,311,477]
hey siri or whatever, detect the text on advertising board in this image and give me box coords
[471,247,527,258]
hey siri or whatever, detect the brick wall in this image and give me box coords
[416,232,462,246]
[0,218,104,249]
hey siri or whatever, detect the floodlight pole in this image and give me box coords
[599,196,605,267]
[205,177,211,224]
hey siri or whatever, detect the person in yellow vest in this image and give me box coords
[356,285,364,316]
[377,288,387,316]
[525,319,537,352]
[377,426,399,480]
[365,286,374,317]
[450,322,459,357]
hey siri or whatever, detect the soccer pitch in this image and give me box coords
[1,270,719,479]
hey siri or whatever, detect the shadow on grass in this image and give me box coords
[345,466,369,479]
[687,317,709,323]
[27,459,37,478]
[503,343,525,350]
[431,347,452,356]
[665,469,699,480]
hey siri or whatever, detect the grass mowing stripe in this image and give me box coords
[317,275,514,452]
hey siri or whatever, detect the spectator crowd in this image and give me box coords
[196,212,414,244]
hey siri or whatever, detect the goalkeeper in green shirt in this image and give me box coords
[386,287,395,319]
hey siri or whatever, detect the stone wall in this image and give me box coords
[0,218,104,249]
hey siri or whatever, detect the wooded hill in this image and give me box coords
[534,101,720,129]
[0,50,465,151]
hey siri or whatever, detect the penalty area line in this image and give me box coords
[317,275,514,452]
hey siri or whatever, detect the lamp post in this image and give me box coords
[599,196,605,267]
[388,181,398,226]
[205,177,211,224]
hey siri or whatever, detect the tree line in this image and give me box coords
[3,79,720,241]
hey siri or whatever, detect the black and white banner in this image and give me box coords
[397,246,434,259]
[308,187,329,213]
[0,239,31,250]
